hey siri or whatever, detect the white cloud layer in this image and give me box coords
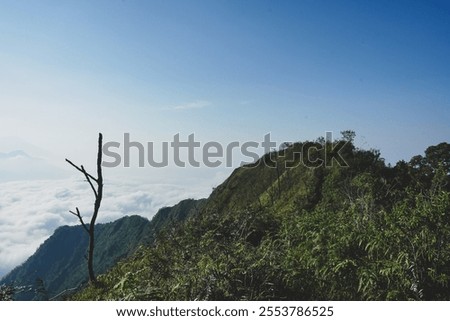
[171,100,212,110]
[0,177,209,278]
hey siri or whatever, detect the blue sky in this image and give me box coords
[1,0,449,167]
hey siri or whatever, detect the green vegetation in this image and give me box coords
[74,133,450,300]
[0,285,15,301]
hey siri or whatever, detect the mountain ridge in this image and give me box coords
[73,136,450,300]
[3,135,450,301]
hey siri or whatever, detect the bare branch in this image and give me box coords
[81,165,98,199]
[69,207,89,234]
[65,158,98,183]
[66,133,104,285]
[89,133,103,235]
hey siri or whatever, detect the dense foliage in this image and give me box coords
[0,285,15,301]
[74,133,450,300]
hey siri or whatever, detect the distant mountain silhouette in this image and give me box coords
[0,150,69,181]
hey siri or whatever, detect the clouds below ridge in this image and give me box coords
[0,177,209,278]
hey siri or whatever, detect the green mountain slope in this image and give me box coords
[74,136,450,301]
[1,215,149,300]
[143,198,206,244]
[1,198,205,300]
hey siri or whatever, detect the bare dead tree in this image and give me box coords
[66,133,103,285]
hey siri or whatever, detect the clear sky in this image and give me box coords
[1,0,449,164]
[0,0,450,275]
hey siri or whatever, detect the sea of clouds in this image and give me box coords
[0,177,210,278]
